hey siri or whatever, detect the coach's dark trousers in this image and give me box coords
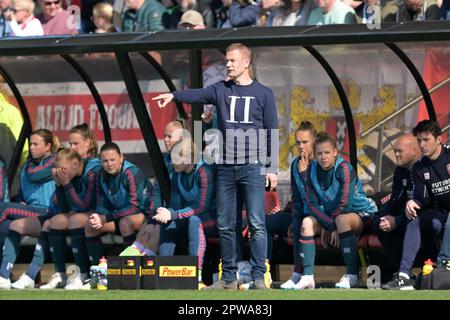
[399,209,447,275]
[373,214,407,270]
[217,163,266,282]
[437,212,450,264]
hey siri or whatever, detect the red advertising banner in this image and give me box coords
[15,81,191,153]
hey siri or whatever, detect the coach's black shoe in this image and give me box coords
[381,273,414,290]
[202,279,238,290]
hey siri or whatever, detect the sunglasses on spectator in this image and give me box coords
[44,0,60,6]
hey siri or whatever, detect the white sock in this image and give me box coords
[399,272,410,279]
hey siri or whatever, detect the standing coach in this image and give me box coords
[153,43,279,290]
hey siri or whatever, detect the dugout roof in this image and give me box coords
[0,21,449,202]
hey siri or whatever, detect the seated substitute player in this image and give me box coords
[297,132,377,289]
[266,121,317,289]
[372,134,421,279]
[0,129,59,289]
[119,120,184,257]
[42,148,101,290]
[20,124,102,290]
[153,138,217,288]
[85,142,150,266]
[383,120,450,290]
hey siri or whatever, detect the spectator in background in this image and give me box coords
[307,0,356,24]
[382,0,441,21]
[37,0,78,35]
[221,0,259,27]
[161,0,182,29]
[440,0,449,19]
[177,9,206,28]
[355,0,383,23]
[215,0,231,27]
[92,2,118,32]
[293,0,316,25]
[259,0,296,26]
[122,0,165,32]
[178,0,215,28]
[78,0,103,34]
[4,0,44,36]
[259,0,316,26]
[0,0,12,36]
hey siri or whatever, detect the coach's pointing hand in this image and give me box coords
[152,93,174,109]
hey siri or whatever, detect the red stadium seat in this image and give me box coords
[367,234,382,250]
[265,191,281,214]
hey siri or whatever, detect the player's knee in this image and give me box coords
[50,214,67,229]
[10,220,24,234]
[69,213,88,229]
[335,213,352,228]
[119,217,134,234]
[301,217,314,235]
[41,219,51,232]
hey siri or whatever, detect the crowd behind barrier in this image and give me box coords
[0,0,448,39]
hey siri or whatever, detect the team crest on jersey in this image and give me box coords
[402,179,407,186]
[447,164,450,174]
[424,172,430,180]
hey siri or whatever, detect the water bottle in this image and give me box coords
[422,259,434,276]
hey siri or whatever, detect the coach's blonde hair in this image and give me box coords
[226,43,254,79]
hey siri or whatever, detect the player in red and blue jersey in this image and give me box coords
[298,132,377,289]
[120,120,184,257]
[39,124,102,290]
[85,142,150,266]
[0,129,59,289]
[153,138,217,288]
[265,121,317,289]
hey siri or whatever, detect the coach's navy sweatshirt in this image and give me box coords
[172,80,278,170]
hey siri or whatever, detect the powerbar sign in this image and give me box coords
[159,266,196,277]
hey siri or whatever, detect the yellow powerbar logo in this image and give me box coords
[159,266,196,277]
[141,269,156,276]
[108,269,121,275]
[122,269,136,275]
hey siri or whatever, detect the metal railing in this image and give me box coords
[361,76,450,139]
[360,76,450,192]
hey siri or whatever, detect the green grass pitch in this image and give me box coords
[0,289,449,300]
